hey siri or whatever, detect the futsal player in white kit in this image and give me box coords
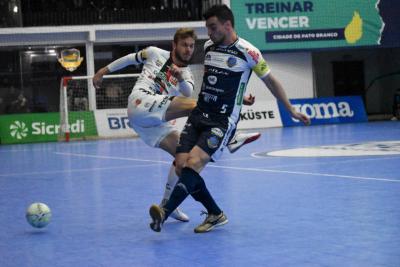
[93,28,260,222]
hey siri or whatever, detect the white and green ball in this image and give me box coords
[26,203,51,228]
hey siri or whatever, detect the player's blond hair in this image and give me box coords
[174,28,197,43]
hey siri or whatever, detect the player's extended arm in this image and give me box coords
[262,73,310,125]
[93,52,144,89]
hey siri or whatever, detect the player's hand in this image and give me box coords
[93,67,108,89]
[169,64,184,82]
[243,94,255,106]
[290,110,311,125]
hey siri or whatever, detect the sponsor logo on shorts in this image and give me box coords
[207,136,220,149]
[158,96,169,108]
[211,127,224,138]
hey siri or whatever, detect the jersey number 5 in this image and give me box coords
[220,104,227,114]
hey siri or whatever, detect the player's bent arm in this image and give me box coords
[178,80,194,97]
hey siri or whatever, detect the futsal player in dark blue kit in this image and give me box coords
[149,4,310,233]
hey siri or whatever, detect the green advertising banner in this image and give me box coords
[231,0,384,51]
[0,112,97,144]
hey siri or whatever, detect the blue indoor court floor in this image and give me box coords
[0,121,399,267]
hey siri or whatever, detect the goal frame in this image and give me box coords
[59,73,140,142]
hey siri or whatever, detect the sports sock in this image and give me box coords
[162,161,179,201]
[163,181,189,218]
[183,167,222,215]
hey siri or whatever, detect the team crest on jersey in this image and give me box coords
[205,54,212,61]
[211,127,224,138]
[226,56,237,67]
[207,136,220,149]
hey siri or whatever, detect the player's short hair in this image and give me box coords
[203,4,234,28]
[174,28,197,43]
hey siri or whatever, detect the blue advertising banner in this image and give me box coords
[279,96,368,126]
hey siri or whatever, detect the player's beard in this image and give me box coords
[175,51,190,66]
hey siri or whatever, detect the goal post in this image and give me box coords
[59,74,140,142]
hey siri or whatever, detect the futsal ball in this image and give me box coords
[26,202,52,228]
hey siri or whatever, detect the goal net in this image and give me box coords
[59,74,139,141]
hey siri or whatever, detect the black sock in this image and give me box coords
[183,167,222,215]
[163,181,189,218]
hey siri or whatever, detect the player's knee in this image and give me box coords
[185,156,203,172]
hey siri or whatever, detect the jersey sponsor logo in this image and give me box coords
[227,56,237,67]
[204,84,224,93]
[207,68,230,76]
[254,141,400,157]
[155,60,163,67]
[202,92,218,103]
[247,48,260,63]
[211,127,224,138]
[215,47,239,55]
[207,75,218,85]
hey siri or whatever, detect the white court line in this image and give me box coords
[0,163,160,177]
[52,152,400,183]
[249,155,400,169]
[208,165,400,183]
[54,152,171,164]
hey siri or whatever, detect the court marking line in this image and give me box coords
[51,152,400,183]
[249,155,400,168]
[0,163,161,177]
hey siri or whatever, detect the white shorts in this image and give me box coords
[127,88,177,147]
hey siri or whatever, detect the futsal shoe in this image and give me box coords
[194,211,228,233]
[161,199,190,222]
[149,204,165,232]
[228,132,261,153]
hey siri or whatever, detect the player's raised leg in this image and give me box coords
[164,96,196,121]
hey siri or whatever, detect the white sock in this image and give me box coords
[162,163,179,201]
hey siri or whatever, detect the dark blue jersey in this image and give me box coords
[197,38,270,123]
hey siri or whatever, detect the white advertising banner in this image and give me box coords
[94,109,137,138]
[94,101,281,139]
[237,100,282,129]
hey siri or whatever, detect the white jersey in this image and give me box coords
[107,46,194,96]
[107,46,194,147]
